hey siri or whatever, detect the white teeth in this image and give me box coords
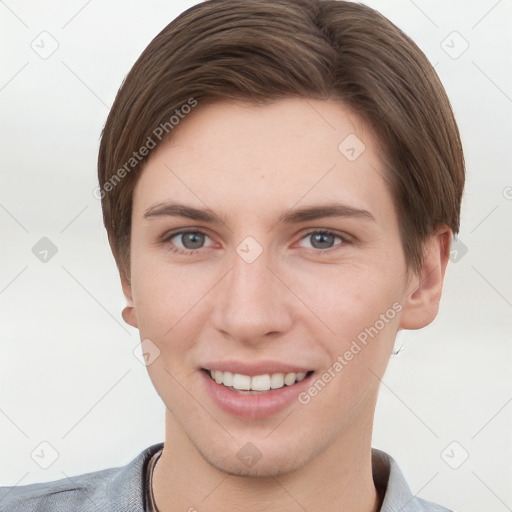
[209,369,309,391]
[296,372,307,382]
[283,372,297,386]
[232,373,251,390]
[270,373,284,389]
[222,371,233,387]
[251,374,271,391]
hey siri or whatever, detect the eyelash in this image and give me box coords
[161,229,350,256]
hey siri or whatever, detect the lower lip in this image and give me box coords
[201,370,314,419]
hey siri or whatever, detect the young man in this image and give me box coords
[0,0,464,510]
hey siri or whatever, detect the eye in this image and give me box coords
[162,228,349,256]
[164,230,214,255]
[298,230,345,252]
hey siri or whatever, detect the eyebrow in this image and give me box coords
[143,201,375,225]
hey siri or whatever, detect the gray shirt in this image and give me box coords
[0,443,453,511]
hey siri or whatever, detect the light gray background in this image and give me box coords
[1,1,511,510]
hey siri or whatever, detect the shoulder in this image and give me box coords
[0,443,164,512]
[0,467,118,512]
[372,448,454,512]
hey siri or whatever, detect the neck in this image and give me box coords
[153,403,381,512]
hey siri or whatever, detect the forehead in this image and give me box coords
[132,98,397,230]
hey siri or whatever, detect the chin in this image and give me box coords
[193,434,317,478]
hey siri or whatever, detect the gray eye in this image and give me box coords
[308,232,337,249]
[179,232,205,249]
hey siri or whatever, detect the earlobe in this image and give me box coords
[120,271,139,329]
[399,227,451,330]
[122,305,138,328]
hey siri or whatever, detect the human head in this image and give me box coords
[96,0,466,481]
[97,0,465,282]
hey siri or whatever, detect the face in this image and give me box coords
[123,98,440,477]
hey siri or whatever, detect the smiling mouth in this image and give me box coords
[203,369,314,394]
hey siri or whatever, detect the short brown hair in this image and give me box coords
[98,0,465,280]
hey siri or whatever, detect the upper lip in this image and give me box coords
[201,360,313,376]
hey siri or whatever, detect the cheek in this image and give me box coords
[296,274,403,420]
[297,264,402,342]
[132,265,208,399]
[130,251,210,346]
[299,269,404,402]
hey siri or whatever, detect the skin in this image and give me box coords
[121,98,450,512]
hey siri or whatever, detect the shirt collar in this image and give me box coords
[372,448,438,511]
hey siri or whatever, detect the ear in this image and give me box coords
[121,271,139,329]
[399,227,451,330]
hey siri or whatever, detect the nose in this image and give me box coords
[210,243,294,345]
